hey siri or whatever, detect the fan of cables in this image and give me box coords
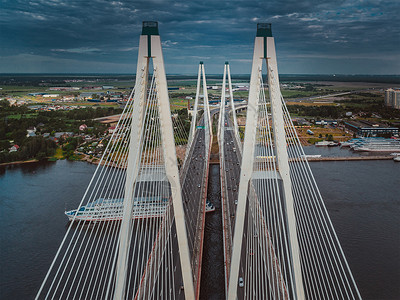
[36,70,195,300]
[240,66,361,299]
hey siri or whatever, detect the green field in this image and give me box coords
[53,148,65,159]
[7,113,38,119]
[281,89,328,98]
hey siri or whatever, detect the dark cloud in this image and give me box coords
[0,0,399,74]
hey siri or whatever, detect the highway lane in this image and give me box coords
[144,114,210,299]
[219,115,266,298]
[220,111,290,298]
[219,111,246,296]
[221,110,274,298]
[180,114,211,296]
[222,116,241,236]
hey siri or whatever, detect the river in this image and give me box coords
[0,151,399,299]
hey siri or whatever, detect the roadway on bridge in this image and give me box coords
[180,115,210,297]
[219,111,249,297]
[144,114,209,299]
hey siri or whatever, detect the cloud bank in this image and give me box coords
[1,0,399,74]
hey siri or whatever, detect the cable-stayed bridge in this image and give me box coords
[36,22,361,300]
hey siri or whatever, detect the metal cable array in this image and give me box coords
[239,65,361,299]
[35,68,197,299]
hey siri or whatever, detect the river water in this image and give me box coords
[1,149,399,299]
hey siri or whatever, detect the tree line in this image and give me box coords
[0,136,57,163]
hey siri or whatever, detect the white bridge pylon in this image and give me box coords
[188,61,212,151]
[114,22,195,300]
[227,23,303,300]
[218,62,241,149]
[227,23,361,300]
[35,21,196,300]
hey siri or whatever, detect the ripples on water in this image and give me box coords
[0,160,97,299]
[0,154,399,299]
[309,160,400,300]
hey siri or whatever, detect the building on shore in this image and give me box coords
[9,144,19,153]
[384,88,400,109]
[344,120,399,137]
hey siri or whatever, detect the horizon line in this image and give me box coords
[1,73,399,76]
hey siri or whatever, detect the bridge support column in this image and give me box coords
[187,64,202,150]
[228,23,305,300]
[226,63,241,150]
[227,34,263,300]
[114,22,195,300]
[114,34,149,300]
[267,36,305,300]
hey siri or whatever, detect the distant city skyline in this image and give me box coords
[1,0,399,75]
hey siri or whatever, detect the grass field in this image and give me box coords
[170,98,188,108]
[53,148,65,159]
[281,89,328,98]
[296,126,352,144]
[286,102,336,106]
[7,113,38,119]
[25,101,120,108]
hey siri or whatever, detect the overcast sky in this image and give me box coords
[1,0,399,74]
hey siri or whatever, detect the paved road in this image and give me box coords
[145,114,210,299]
[219,111,248,297]
[221,115,241,236]
[181,114,211,296]
[220,112,290,298]
[220,110,274,298]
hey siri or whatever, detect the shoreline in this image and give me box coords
[1,154,396,167]
[0,159,39,166]
[306,155,394,162]
[0,155,97,168]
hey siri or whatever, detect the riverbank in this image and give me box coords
[306,155,395,162]
[0,159,39,166]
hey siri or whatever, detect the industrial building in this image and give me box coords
[344,120,399,137]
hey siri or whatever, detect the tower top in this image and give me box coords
[142,21,159,35]
[225,61,229,65]
[256,23,272,37]
[200,61,204,65]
